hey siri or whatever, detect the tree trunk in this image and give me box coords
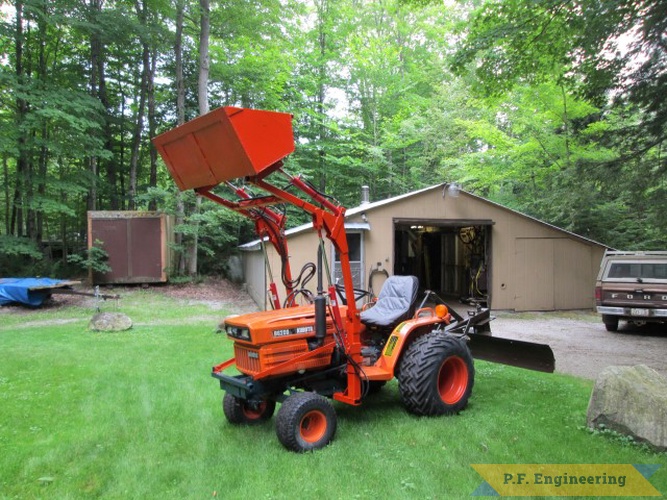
[175,1,185,126]
[147,46,158,211]
[88,0,101,212]
[3,155,10,235]
[36,3,49,242]
[186,0,210,276]
[88,0,112,213]
[12,0,27,237]
[174,0,186,274]
[129,0,150,210]
[198,0,210,116]
[315,0,328,193]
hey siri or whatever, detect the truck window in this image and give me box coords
[607,263,667,280]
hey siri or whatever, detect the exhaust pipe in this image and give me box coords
[315,244,326,347]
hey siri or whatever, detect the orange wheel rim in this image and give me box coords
[438,356,468,405]
[299,410,327,443]
[242,402,266,420]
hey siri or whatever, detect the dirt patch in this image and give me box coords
[162,278,258,313]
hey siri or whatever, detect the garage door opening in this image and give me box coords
[394,220,492,306]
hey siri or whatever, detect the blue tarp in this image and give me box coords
[0,278,71,307]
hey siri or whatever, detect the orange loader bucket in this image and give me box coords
[153,107,295,191]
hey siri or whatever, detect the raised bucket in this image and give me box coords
[153,106,294,191]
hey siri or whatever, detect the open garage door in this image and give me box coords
[394,219,493,306]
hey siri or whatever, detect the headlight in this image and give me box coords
[225,324,251,341]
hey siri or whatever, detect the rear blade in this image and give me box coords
[467,334,555,373]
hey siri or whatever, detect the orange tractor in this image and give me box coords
[154,107,554,452]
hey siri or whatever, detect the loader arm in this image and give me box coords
[153,106,364,403]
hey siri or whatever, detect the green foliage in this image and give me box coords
[0,235,43,259]
[66,239,111,274]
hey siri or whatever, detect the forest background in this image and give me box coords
[1,0,666,278]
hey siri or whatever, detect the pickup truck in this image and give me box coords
[595,250,667,331]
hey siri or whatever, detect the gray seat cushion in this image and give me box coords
[360,275,419,328]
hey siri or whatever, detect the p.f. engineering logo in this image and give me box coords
[471,464,661,496]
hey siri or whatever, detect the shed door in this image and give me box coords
[514,238,555,311]
[554,238,594,309]
[514,237,594,311]
[92,219,129,282]
[130,218,162,279]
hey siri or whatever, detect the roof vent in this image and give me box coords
[361,185,370,205]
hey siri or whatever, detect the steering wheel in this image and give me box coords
[334,284,372,305]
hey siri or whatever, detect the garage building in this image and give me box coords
[239,183,608,312]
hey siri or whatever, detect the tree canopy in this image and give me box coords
[1,0,665,277]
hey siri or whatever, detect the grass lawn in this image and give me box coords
[1,288,665,499]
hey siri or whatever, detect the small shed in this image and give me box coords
[87,211,174,285]
[240,184,609,312]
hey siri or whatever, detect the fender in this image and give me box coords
[362,314,447,381]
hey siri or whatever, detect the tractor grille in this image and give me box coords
[233,341,333,377]
[234,345,261,374]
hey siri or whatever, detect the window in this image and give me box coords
[607,262,667,281]
[333,232,363,289]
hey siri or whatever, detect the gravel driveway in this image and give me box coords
[489,310,667,380]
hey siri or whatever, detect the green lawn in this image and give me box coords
[1,289,665,499]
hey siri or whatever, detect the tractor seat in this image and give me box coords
[360,275,419,329]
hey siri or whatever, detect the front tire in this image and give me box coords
[398,333,474,416]
[276,392,337,452]
[223,393,276,425]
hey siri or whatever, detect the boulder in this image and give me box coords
[89,312,133,332]
[587,364,667,451]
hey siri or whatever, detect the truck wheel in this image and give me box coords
[602,315,619,332]
[223,393,276,425]
[397,333,474,416]
[276,392,336,452]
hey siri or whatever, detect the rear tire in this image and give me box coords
[602,315,619,332]
[276,392,336,452]
[398,333,474,416]
[223,393,276,425]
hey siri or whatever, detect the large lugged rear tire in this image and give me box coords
[276,392,337,452]
[223,393,276,425]
[397,333,474,416]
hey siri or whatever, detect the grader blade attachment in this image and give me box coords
[467,334,555,373]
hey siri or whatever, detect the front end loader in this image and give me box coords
[153,106,555,452]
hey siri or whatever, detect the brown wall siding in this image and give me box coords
[243,248,266,308]
[253,187,606,311]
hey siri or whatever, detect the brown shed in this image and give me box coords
[239,184,608,312]
[87,211,174,285]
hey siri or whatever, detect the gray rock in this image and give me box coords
[89,312,133,332]
[587,364,667,451]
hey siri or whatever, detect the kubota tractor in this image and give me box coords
[153,106,554,452]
